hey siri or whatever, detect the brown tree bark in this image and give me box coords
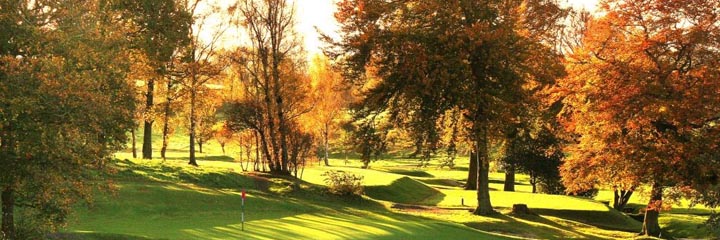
[530,174,538,193]
[160,101,171,160]
[142,77,154,159]
[504,165,515,192]
[131,128,137,159]
[473,132,495,215]
[1,186,14,240]
[160,74,175,160]
[613,188,634,211]
[641,182,662,237]
[465,151,478,190]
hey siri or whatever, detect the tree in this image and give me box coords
[557,0,720,236]
[228,0,312,175]
[347,112,389,169]
[0,1,135,237]
[329,0,567,215]
[308,54,350,166]
[193,87,222,154]
[177,0,229,166]
[115,0,192,160]
[213,122,234,155]
[504,124,564,194]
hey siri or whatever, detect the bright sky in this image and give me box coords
[295,0,599,55]
[201,0,599,58]
[296,0,339,56]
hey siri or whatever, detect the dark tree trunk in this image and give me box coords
[361,155,370,169]
[1,186,14,240]
[161,76,174,160]
[504,165,515,192]
[530,175,537,193]
[465,151,478,190]
[532,183,537,193]
[641,182,662,237]
[220,143,225,155]
[473,132,494,215]
[277,99,289,173]
[254,131,260,172]
[142,78,154,159]
[613,188,634,211]
[198,140,203,153]
[131,128,137,159]
[160,103,170,160]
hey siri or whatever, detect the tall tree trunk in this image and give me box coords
[271,55,289,174]
[530,174,537,193]
[257,127,273,172]
[531,182,537,193]
[1,186,14,240]
[254,131,260,172]
[465,151,478,190]
[142,77,154,159]
[473,127,494,216]
[504,165,515,192]
[160,102,171,160]
[263,93,279,172]
[161,75,174,160]
[277,95,289,174]
[131,127,137,159]
[188,82,198,166]
[323,125,330,166]
[613,188,634,211]
[641,182,663,237]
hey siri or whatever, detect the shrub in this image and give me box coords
[322,171,364,196]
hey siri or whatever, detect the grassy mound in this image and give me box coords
[365,177,442,204]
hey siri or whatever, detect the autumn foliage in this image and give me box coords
[557,0,720,236]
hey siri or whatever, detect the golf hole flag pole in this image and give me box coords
[242,189,246,231]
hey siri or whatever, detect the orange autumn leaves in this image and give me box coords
[558,0,720,197]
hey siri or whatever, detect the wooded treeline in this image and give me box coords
[2,0,720,238]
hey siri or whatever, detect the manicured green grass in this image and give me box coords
[65,159,501,240]
[365,177,441,204]
[56,129,717,239]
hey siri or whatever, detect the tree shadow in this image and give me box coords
[162,155,235,162]
[386,169,435,178]
[531,208,640,232]
[467,212,626,239]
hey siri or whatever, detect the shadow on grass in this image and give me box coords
[531,208,640,232]
[417,178,464,188]
[466,212,623,239]
[111,159,255,191]
[163,155,235,162]
[386,169,435,178]
[181,208,498,240]
[48,232,159,240]
[488,179,530,186]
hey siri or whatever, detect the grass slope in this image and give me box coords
[63,160,502,240]
[57,130,717,239]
